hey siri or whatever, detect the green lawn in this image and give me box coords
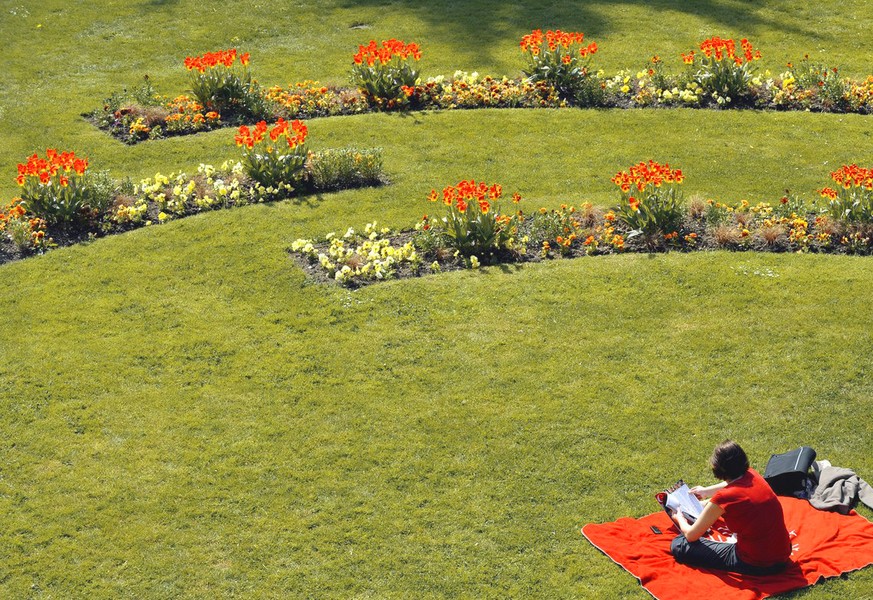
[3,1,873,598]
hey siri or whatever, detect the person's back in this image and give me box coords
[711,468,792,566]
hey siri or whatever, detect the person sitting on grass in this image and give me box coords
[670,439,792,575]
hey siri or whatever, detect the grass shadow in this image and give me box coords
[339,0,819,65]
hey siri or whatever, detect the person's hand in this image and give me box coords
[690,485,707,499]
[671,509,689,534]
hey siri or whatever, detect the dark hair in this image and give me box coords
[710,440,750,481]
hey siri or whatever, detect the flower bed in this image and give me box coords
[0,143,385,265]
[290,167,873,288]
[89,37,873,144]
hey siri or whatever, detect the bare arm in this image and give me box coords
[690,481,728,499]
[673,501,724,542]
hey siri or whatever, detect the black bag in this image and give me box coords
[764,446,817,496]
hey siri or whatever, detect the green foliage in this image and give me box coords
[426,181,522,257]
[612,161,686,244]
[309,147,384,191]
[19,177,96,225]
[241,147,307,190]
[351,39,421,108]
[520,29,599,103]
[572,72,607,107]
[824,188,873,224]
[696,59,755,104]
[3,216,36,250]
[439,203,514,257]
[18,160,113,228]
[236,119,310,191]
[684,38,762,105]
[617,190,684,242]
[188,55,270,121]
[789,56,850,111]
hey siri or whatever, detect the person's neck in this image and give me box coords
[727,471,747,484]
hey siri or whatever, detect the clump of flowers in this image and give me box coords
[683,37,762,105]
[15,150,109,226]
[603,62,704,108]
[520,29,600,103]
[90,76,225,143]
[235,118,310,193]
[123,162,250,226]
[848,76,873,112]
[528,204,584,256]
[185,49,267,120]
[612,160,685,245]
[426,180,522,257]
[526,203,625,257]
[785,55,849,111]
[688,195,842,253]
[266,81,366,118]
[351,39,421,108]
[0,198,50,253]
[819,164,873,224]
[163,95,221,134]
[408,72,565,109]
[292,222,422,285]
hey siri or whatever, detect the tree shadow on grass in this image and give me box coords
[340,0,819,65]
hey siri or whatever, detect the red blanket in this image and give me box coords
[582,497,873,600]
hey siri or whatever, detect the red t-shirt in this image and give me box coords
[711,468,792,566]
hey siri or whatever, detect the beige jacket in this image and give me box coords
[809,466,873,514]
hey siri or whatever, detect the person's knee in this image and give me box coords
[670,535,688,560]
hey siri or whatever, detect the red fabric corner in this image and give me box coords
[581,497,873,600]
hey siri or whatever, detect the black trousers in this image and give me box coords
[671,535,787,575]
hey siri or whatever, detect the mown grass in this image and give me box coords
[3,1,873,598]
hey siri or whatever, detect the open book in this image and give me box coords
[656,480,704,524]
